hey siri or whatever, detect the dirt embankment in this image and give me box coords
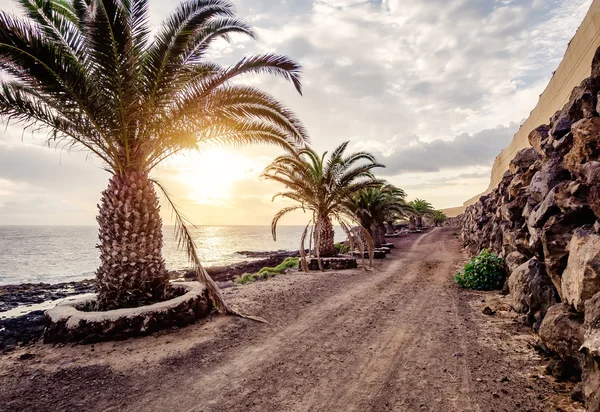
[0,228,583,411]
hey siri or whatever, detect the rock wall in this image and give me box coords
[459,48,600,411]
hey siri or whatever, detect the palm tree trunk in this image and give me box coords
[385,220,395,235]
[377,223,386,246]
[416,216,423,228]
[314,215,337,257]
[369,223,385,248]
[96,171,170,311]
[408,217,416,230]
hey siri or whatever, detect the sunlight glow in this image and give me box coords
[174,149,270,206]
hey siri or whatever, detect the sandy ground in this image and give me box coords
[0,227,585,412]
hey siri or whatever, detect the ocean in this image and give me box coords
[0,225,346,286]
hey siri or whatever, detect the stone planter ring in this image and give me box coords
[44,282,211,344]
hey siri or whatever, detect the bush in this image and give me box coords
[236,273,255,285]
[334,242,350,254]
[455,249,505,290]
[235,257,299,285]
[258,257,299,275]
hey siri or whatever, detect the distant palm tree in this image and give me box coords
[431,210,448,227]
[409,199,435,228]
[0,0,307,312]
[263,142,382,268]
[345,184,412,247]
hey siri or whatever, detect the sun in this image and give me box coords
[173,149,268,206]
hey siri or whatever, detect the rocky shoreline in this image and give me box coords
[0,250,300,353]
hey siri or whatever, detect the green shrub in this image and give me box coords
[455,249,505,290]
[235,257,300,285]
[236,273,255,285]
[334,242,350,254]
[258,257,299,275]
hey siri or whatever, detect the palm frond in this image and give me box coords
[151,178,266,322]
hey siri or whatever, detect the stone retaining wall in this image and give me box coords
[304,257,358,271]
[459,48,600,411]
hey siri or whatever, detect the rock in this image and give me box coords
[545,358,580,380]
[527,189,559,229]
[482,306,496,316]
[539,304,584,375]
[508,258,559,329]
[528,171,545,203]
[565,117,600,175]
[581,294,600,409]
[581,344,600,411]
[508,165,538,200]
[562,226,600,312]
[505,251,528,273]
[0,311,46,352]
[542,212,595,297]
[551,78,597,140]
[553,181,591,214]
[528,125,551,158]
[578,161,600,219]
[538,154,571,201]
[571,383,585,403]
[509,148,539,175]
[585,291,600,331]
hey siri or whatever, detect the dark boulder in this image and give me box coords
[539,304,585,376]
[508,258,559,330]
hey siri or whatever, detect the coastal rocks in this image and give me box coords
[0,280,96,313]
[539,304,585,375]
[44,282,211,344]
[562,226,600,312]
[508,259,558,329]
[0,311,45,352]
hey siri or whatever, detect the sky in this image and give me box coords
[0,0,594,225]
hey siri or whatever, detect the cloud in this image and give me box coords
[0,0,593,221]
[369,122,521,174]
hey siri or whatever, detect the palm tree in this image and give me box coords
[0,0,307,312]
[262,142,383,266]
[345,184,412,248]
[431,210,448,227]
[409,199,435,228]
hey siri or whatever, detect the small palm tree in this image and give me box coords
[409,199,435,228]
[0,0,307,312]
[345,184,412,247]
[262,142,383,268]
[431,210,448,227]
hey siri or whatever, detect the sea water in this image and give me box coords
[0,225,346,285]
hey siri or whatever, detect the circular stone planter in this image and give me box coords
[44,282,211,344]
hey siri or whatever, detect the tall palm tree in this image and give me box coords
[409,199,435,228]
[262,142,383,266]
[345,184,412,248]
[0,0,308,312]
[431,210,448,227]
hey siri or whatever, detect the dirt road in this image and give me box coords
[0,228,583,412]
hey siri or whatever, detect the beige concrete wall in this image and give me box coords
[460,0,600,210]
